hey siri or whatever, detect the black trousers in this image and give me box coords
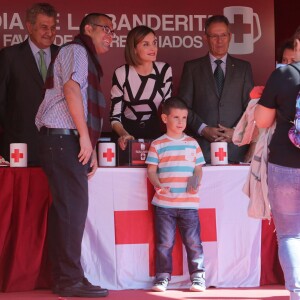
[39,133,89,287]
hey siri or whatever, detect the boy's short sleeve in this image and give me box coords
[145,142,159,165]
[195,141,206,165]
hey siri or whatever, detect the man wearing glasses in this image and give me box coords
[179,15,254,164]
[36,13,115,297]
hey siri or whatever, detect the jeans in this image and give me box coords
[268,163,300,300]
[154,206,205,281]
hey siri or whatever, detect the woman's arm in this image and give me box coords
[254,104,276,128]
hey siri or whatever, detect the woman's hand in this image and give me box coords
[118,134,135,150]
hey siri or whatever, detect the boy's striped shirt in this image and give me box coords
[146,134,205,209]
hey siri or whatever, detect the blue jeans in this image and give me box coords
[268,163,300,299]
[154,206,205,281]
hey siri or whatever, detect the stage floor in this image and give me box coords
[0,285,289,300]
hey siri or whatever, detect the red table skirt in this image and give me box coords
[0,168,52,291]
[0,167,283,292]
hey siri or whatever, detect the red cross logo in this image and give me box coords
[214,148,227,161]
[11,149,24,162]
[103,148,115,162]
[114,180,217,276]
[230,15,251,43]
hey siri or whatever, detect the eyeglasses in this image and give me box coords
[91,23,116,38]
[206,33,230,41]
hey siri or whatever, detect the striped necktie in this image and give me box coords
[38,50,47,82]
[214,59,224,97]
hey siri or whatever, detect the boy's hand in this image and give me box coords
[155,186,170,194]
[187,175,200,194]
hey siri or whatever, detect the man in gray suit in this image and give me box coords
[0,3,58,166]
[179,15,254,163]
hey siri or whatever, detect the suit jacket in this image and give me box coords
[0,39,58,166]
[178,54,254,163]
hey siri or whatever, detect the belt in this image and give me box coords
[40,127,79,136]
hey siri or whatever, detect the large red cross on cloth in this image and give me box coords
[115,180,217,276]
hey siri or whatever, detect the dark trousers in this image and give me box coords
[39,133,89,287]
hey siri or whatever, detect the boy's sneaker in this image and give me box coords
[152,278,169,292]
[190,277,206,292]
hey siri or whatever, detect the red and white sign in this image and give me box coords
[9,143,27,167]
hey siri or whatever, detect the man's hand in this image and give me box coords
[218,124,234,143]
[88,150,98,179]
[78,135,93,165]
[202,126,225,142]
[202,125,234,143]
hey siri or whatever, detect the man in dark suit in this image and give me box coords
[0,3,58,166]
[179,15,254,163]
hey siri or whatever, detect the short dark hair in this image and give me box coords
[204,15,229,34]
[79,13,112,35]
[277,39,294,63]
[26,3,57,24]
[162,97,188,115]
[125,25,156,66]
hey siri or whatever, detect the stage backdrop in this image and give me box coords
[0,0,275,132]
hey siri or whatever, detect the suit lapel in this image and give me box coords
[21,39,44,87]
[222,55,235,98]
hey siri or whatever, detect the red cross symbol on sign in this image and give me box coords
[103,148,115,162]
[214,148,227,161]
[11,149,24,162]
[230,15,252,43]
[114,180,217,276]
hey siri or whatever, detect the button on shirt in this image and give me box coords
[35,44,89,130]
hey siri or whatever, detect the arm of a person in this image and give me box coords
[187,165,202,194]
[110,69,134,149]
[254,104,276,128]
[147,164,170,194]
[63,79,92,165]
[112,121,134,150]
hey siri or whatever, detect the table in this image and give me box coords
[0,166,283,292]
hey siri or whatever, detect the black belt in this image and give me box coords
[40,127,79,136]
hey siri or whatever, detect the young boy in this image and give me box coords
[146,97,206,292]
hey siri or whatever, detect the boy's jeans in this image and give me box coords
[154,206,205,281]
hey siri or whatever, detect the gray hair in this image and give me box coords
[26,3,57,24]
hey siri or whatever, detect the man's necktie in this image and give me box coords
[214,59,224,97]
[38,50,47,82]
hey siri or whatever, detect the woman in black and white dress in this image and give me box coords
[110,25,172,150]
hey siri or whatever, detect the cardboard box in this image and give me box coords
[118,139,152,166]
